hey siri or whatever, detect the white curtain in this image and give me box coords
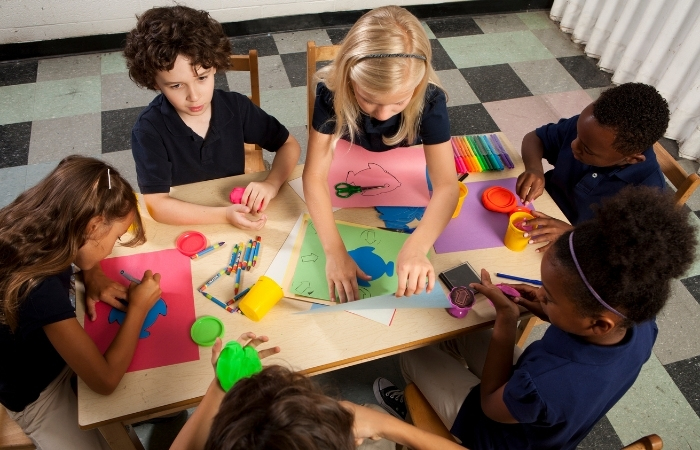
[550,0,700,162]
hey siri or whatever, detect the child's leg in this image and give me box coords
[448,328,523,379]
[8,366,110,450]
[400,345,479,429]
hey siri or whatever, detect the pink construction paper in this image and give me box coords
[84,249,199,372]
[433,178,532,253]
[328,139,430,207]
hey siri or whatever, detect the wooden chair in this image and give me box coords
[653,141,700,206]
[0,408,34,450]
[404,383,663,449]
[229,51,265,173]
[306,41,340,131]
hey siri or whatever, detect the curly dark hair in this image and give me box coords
[123,5,232,90]
[592,83,669,156]
[552,186,696,327]
[205,365,355,450]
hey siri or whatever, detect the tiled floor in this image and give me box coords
[2,9,700,450]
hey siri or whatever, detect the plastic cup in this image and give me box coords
[504,212,534,252]
[452,183,469,219]
[238,276,284,321]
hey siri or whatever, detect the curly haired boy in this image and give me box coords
[124,6,300,229]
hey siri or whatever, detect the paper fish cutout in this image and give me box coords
[108,298,167,339]
[346,163,401,196]
[348,246,394,287]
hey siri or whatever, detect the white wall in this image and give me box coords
[0,0,473,44]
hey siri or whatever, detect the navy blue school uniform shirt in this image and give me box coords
[536,115,664,225]
[0,268,75,412]
[132,89,290,194]
[450,320,657,450]
[312,82,451,151]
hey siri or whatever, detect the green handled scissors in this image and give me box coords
[334,182,385,198]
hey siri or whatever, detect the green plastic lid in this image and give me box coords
[190,316,225,347]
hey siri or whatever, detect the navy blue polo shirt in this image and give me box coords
[132,89,290,194]
[312,82,451,151]
[536,116,664,225]
[451,320,657,450]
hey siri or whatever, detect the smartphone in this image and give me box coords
[438,261,481,291]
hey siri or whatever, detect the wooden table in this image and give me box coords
[77,143,567,449]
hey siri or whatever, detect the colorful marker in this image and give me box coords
[495,273,542,286]
[191,242,225,260]
[252,236,262,267]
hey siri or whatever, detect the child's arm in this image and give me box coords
[302,129,371,302]
[242,135,301,213]
[171,334,280,450]
[143,193,267,230]
[81,265,127,321]
[522,211,573,253]
[516,131,547,205]
[396,141,459,297]
[43,271,161,395]
[343,402,465,449]
[470,269,521,424]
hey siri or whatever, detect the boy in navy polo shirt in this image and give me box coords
[123,6,300,228]
[374,187,696,450]
[515,83,668,251]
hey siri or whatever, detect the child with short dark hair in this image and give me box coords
[124,6,300,229]
[376,186,696,449]
[516,83,669,251]
[171,335,465,450]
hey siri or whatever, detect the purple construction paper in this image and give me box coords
[433,178,532,253]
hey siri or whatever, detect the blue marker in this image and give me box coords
[495,273,542,286]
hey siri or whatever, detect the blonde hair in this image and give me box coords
[317,5,443,147]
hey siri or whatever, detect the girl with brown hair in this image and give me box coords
[0,156,162,449]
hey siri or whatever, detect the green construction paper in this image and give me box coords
[290,220,410,301]
[215,341,263,392]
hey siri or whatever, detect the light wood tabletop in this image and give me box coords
[76,135,568,449]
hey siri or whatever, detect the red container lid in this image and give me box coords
[481,186,518,214]
[176,231,207,256]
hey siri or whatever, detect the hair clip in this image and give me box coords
[360,53,427,61]
[107,169,112,190]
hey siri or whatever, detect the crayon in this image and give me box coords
[235,285,252,300]
[495,273,542,286]
[252,236,262,267]
[200,268,227,291]
[120,270,167,304]
[191,242,225,260]
[246,240,257,271]
[241,240,252,271]
[200,291,234,312]
[226,243,239,275]
[234,265,242,295]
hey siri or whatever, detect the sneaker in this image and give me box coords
[373,377,407,420]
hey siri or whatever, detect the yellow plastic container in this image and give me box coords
[504,212,534,252]
[238,276,284,321]
[452,183,469,219]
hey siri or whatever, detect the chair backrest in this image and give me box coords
[306,41,340,132]
[653,141,700,206]
[229,51,265,173]
[405,383,663,449]
[0,407,34,450]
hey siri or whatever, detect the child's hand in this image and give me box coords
[506,283,549,322]
[515,169,545,205]
[225,204,267,230]
[127,270,162,314]
[395,247,435,297]
[242,181,279,213]
[471,269,520,319]
[325,251,371,302]
[523,211,573,253]
[82,266,127,321]
[340,401,385,445]
[209,333,281,370]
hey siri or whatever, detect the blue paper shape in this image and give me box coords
[348,246,395,287]
[108,298,167,339]
[375,206,425,231]
[297,287,451,314]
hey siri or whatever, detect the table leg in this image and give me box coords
[98,422,145,450]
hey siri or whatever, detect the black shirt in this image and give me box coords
[312,82,451,152]
[0,267,75,412]
[132,90,290,194]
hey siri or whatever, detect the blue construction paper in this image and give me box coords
[296,288,450,314]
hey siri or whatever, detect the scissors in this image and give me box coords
[334,182,385,198]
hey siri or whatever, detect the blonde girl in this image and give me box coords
[0,156,162,449]
[302,5,458,301]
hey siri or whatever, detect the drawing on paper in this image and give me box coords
[346,163,401,196]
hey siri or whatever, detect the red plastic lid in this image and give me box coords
[510,205,532,216]
[176,231,207,256]
[481,186,517,214]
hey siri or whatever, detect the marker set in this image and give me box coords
[451,133,515,173]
